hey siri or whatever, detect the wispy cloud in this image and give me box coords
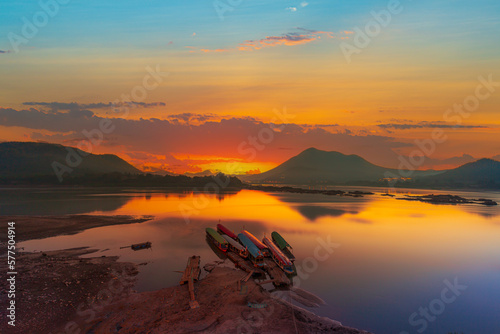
[377,121,489,130]
[22,101,166,112]
[195,28,349,53]
[286,1,308,12]
[0,50,12,54]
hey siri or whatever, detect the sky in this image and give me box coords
[1,0,499,174]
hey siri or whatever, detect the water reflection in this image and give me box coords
[0,188,133,215]
[205,236,226,260]
[6,187,500,333]
[295,206,354,221]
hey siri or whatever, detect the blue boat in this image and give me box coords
[237,233,265,267]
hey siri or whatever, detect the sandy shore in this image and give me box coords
[0,215,373,333]
[0,215,154,246]
[0,247,138,334]
[82,264,372,334]
[0,248,372,334]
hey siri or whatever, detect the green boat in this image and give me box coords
[271,231,295,261]
[206,228,228,252]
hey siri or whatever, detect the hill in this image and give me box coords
[242,148,439,185]
[414,158,500,189]
[0,141,141,180]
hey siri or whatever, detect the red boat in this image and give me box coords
[262,237,294,274]
[217,223,238,240]
[242,230,271,257]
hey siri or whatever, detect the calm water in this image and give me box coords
[2,187,500,334]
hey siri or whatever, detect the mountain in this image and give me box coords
[242,147,439,185]
[416,158,500,188]
[0,142,141,179]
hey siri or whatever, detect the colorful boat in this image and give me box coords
[271,231,295,261]
[262,237,294,274]
[242,230,271,257]
[206,228,228,252]
[217,223,238,240]
[221,234,248,258]
[237,233,265,267]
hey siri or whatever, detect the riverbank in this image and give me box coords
[81,264,373,333]
[0,215,153,246]
[0,214,372,333]
[0,246,372,333]
[0,247,138,334]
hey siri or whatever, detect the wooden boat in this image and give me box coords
[206,228,228,252]
[131,241,152,251]
[262,237,294,274]
[226,251,265,276]
[221,234,248,258]
[237,233,265,268]
[179,255,201,285]
[271,231,295,261]
[217,223,238,240]
[242,230,271,257]
[205,236,226,260]
[179,255,201,309]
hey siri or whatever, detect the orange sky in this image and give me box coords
[1,1,499,174]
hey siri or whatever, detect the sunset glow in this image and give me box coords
[1,0,499,174]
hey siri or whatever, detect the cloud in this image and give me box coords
[377,121,488,130]
[245,168,261,175]
[0,50,12,54]
[286,2,308,12]
[0,106,411,171]
[194,28,348,53]
[300,123,339,128]
[200,48,231,53]
[166,113,219,124]
[239,30,333,50]
[22,101,166,112]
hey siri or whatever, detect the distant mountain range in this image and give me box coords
[2,142,499,189]
[0,142,243,188]
[242,147,440,184]
[0,142,141,179]
[413,158,500,188]
[242,147,500,189]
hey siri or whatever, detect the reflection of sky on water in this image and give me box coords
[6,187,500,333]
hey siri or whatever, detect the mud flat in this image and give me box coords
[396,194,498,206]
[81,265,373,334]
[0,251,372,334]
[0,248,138,334]
[0,215,153,246]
